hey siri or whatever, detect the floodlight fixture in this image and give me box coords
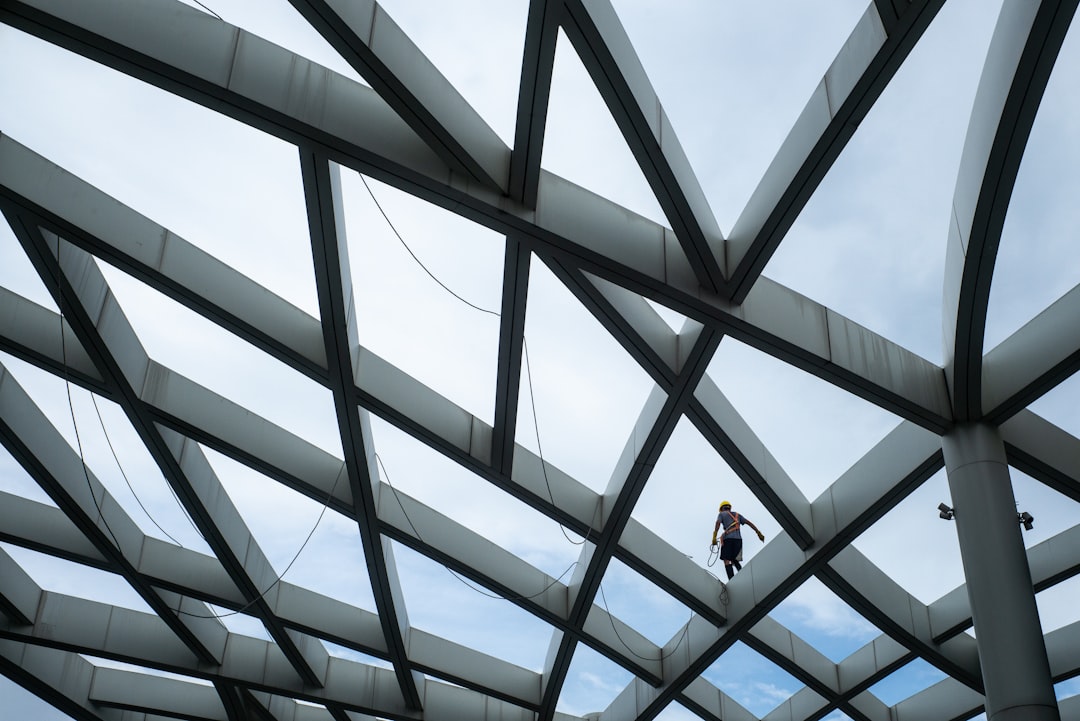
[938,502,955,521]
[1018,511,1035,531]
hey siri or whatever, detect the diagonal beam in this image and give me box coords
[0,489,549,712]
[689,375,815,549]
[491,238,531,475]
[770,633,934,721]
[725,0,945,302]
[288,0,509,191]
[675,677,764,721]
[0,307,703,700]
[741,616,846,715]
[0,640,114,721]
[510,0,563,207]
[893,620,1080,721]
[0,491,110,570]
[0,360,227,666]
[91,668,230,720]
[0,547,42,627]
[598,420,941,721]
[982,280,1080,423]
[0,134,328,385]
[929,521,1080,643]
[0,589,587,721]
[615,519,727,626]
[544,260,816,546]
[0,594,419,720]
[819,547,983,691]
[0,323,729,703]
[539,325,721,718]
[299,150,422,708]
[561,0,725,292]
[890,676,985,721]
[0,250,882,700]
[0,284,606,558]
[543,260,680,386]
[0,459,646,712]
[1001,409,1080,504]
[10,222,330,688]
[0,285,106,394]
[377,477,664,686]
[943,0,1078,421]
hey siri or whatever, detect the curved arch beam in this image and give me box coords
[942,0,1077,421]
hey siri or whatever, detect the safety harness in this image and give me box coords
[722,511,741,538]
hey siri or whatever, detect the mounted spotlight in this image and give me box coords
[1018,511,1035,531]
[938,502,954,521]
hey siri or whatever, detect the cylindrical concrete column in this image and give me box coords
[942,423,1059,721]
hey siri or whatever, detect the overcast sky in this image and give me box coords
[2,1,1080,719]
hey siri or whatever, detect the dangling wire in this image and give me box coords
[89,393,191,546]
[53,236,126,556]
[703,541,729,606]
[377,453,580,602]
[360,174,498,319]
[173,459,348,619]
[523,338,586,546]
[359,172,590,546]
[597,583,691,662]
[191,0,223,21]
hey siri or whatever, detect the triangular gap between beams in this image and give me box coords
[702,640,803,718]
[203,445,378,613]
[369,0,528,145]
[518,258,656,496]
[337,169,503,427]
[0,214,58,312]
[766,575,879,663]
[706,337,901,503]
[542,27,668,228]
[632,416,782,571]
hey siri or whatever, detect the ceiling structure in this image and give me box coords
[1,1,1079,721]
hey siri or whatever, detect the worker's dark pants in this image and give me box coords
[721,538,743,579]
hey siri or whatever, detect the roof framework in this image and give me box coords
[0,1,1079,720]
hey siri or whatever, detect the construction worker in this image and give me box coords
[711,501,765,580]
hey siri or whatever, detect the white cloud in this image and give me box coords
[776,577,877,641]
[754,681,794,702]
[580,671,623,694]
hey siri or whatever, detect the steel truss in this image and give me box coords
[1,1,1080,720]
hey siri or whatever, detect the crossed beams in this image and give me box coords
[3,243,1080,718]
[7,224,332,689]
[0,0,956,433]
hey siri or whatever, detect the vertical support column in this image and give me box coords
[942,423,1059,721]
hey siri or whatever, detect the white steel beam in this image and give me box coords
[942,0,1077,421]
[726,0,945,301]
[300,150,421,707]
[10,226,331,688]
[561,0,726,292]
[287,0,510,192]
[0,5,956,433]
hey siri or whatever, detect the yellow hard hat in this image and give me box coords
[719,500,732,511]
